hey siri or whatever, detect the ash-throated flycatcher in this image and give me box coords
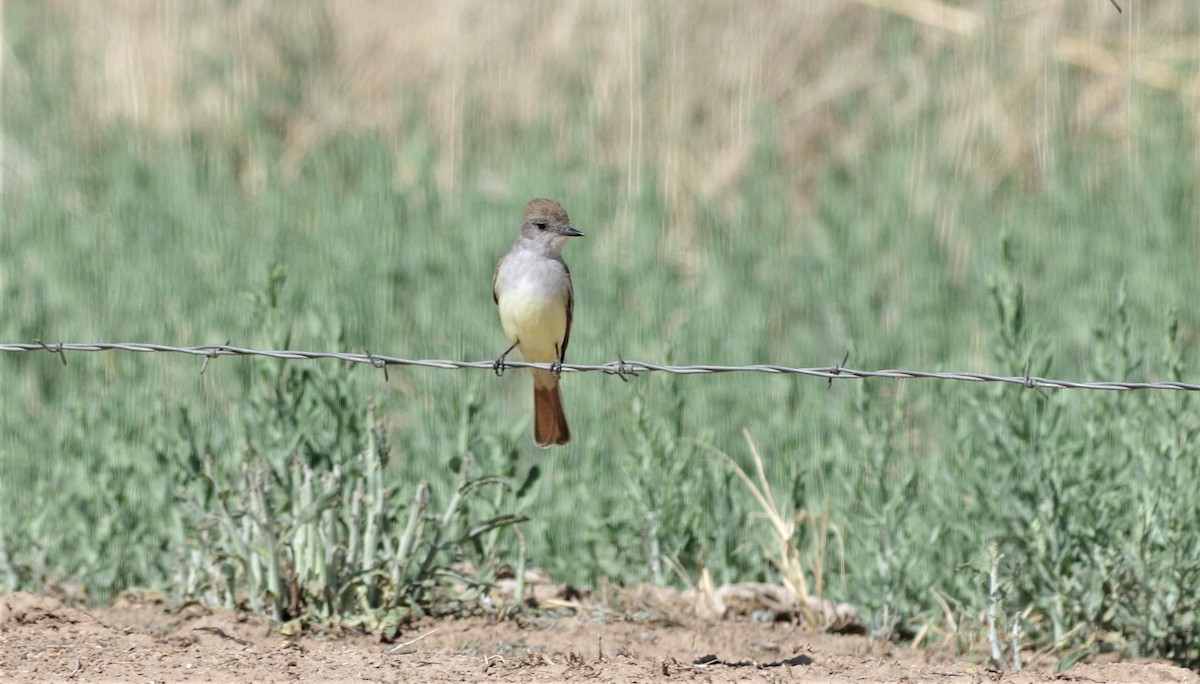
[493,198,583,447]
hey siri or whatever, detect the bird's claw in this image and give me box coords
[494,341,519,377]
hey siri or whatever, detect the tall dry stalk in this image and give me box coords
[715,428,843,630]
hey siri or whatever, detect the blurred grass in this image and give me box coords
[2,0,1200,667]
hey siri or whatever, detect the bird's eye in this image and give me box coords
[534,221,548,230]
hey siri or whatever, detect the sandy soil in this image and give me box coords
[1,591,1197,683]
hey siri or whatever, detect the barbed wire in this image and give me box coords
[1,340,1197,394]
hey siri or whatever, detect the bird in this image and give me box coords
[493,198,583,447]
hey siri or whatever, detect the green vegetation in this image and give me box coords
[2,1,1198,669]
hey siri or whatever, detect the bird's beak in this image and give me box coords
[558,225,584,237]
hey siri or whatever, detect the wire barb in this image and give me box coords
[618,353,639,381]
[828,350,850,389]
[34,339,68,366]
[200,349,216,376]
[2,341,1199,393]
[199,341,229,376]
[364,348,389,383]
[604,353,639,382]
[1022,361,1050,400]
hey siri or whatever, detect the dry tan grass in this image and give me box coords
[33,1,1200,228]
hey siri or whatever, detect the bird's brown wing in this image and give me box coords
[560,262,573,362]
[492,257,502,305]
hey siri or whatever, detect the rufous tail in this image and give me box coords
[532,375,570,448]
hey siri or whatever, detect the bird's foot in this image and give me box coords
[551,345,564,379]
[494,341,519,377]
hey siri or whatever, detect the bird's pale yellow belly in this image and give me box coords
[498,286,567,363]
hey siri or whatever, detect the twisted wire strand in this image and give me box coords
[1,341,1197,392]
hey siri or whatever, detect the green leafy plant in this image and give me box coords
[161,271,529,636]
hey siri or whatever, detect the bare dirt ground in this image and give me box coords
[1,591,1197,683]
